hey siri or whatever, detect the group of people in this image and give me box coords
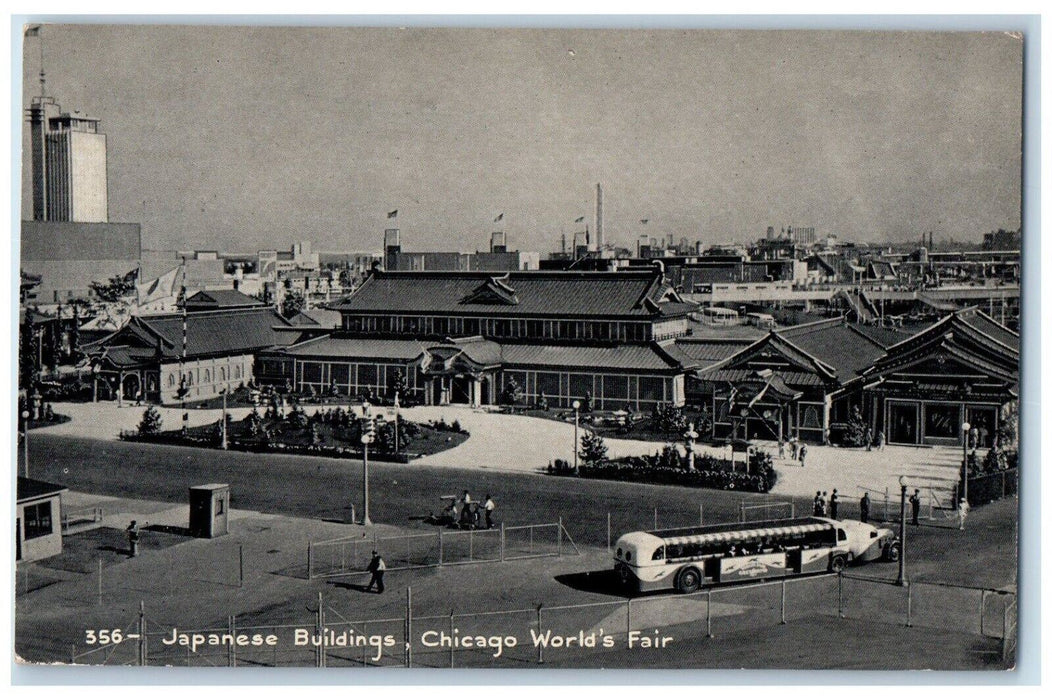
[435,490,497,530]
[842,488,924,526]
[811,489,840,518]
[863,428,886,451]
[777,438,808,467]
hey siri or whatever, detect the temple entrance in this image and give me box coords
[122,373,141,401]
[888,401,919,445]
[451,375,473,404]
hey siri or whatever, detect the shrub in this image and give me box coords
[137,405,163,436]
[551,448,777,493]
[579,431,608,465]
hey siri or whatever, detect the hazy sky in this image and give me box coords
[20,25,1022,254]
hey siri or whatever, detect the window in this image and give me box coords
[234,365,242,379]
[168,373,176,388]
[837,529,847,542]
[23,502,52,539]
[216,498,225,515]
[203,369,211,383]
[652,546,665,561]
[220,367,227,381]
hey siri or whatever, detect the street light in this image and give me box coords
[21,410,30,478]
[92,364,100,403]
[572,400,581,474]
[896,475,908,587]
[361,401,373,526]
[961,421,971,507]
[220,388,228,450]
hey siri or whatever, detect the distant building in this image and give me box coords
[982,229,1021,250]
[29,94,108,223]
[21,220,141,303]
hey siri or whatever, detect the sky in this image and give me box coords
[20,25,1023,255]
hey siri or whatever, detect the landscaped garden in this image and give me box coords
[120,402,469,462]
[547,430,778,493]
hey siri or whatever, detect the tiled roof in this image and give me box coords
[779,320,888,379]
[672,339,752,364]
[333,270,686,318]
[280,337,427,361]
[961,310,1019,351]
[502,343,683,372]
[290,308,343,328]
[692,368,826,388]
[185,289,264,309]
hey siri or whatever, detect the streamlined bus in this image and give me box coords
[613,517,900,594]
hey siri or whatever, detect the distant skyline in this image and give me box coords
[20,25,1023,255]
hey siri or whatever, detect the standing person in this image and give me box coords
[860,492,871,524]
[829,489,840,519]
[813,492,822,516]
[910,489,922,526]
[876,430,885,451]
[799,444,808,468]
[126,520,140,557]
[790,438,799,461]
[365,550,386,594]
[821,491,829,516]
[462,490,472,507]
[484,494,496,529]
[777,439,785,459]
[864,427,873,451]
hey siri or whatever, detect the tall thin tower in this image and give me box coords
[595,183,604,250]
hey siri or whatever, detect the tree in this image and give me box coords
[280,289,306,319]
[579,431,609,465]
[651,403,688,439]
[89,272,137,303]
[18,314,39,390]
[500,376,522,405]
[841,406,868,447]
[388,369,409,403]
[137,405,163,436]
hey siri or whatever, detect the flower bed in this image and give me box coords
[548,449,777,493]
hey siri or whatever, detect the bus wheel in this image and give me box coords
[676,567,701,594]
[830,555,847,573]
[886,542,901,562]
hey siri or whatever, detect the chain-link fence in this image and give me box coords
[65,573,1015,668]
[308,520,579,579]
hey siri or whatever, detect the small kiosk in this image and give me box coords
[188,483,230,538]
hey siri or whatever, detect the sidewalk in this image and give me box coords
[40,401,962,502]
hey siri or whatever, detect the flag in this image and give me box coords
[387,209,398,219]
[640,219,649,225]
[24,25,41,37]
[494,213,503,223]
[574,216,585,223]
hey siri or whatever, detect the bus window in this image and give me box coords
[869,530,878,539]
[837,528,847,543]
[652,546,665,561]
[625,551,632,562]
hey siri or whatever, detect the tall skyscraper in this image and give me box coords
[27,98,109,223]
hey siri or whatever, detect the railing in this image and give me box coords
[967,469,1017,507]
[307,520,579,580]
[61,506,105,534]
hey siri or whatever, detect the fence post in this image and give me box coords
[318,591,326,667]
[979,590,987,637]
[500,522,506,562]
[307,541,313,581]
[653,507,658,530]
[739,500,745,523]
[238,544,244,588]
[138,600,146,666]
[405,587,412,668]
[97,557,103,606]
[557,517,563,557]
[469,530,474,561]
[706,590,713,638]
[536,605,544,664]
[780,579,787,625]
[837,573,844,618]
[906,584,913,628]
[227,614,236,667]
[449,610,455,668]
[438,530,444,566]
[607,513,611,553]
[699,503,704,526]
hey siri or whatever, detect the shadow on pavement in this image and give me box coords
[554,569,629,598]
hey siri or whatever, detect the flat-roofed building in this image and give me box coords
[17,477,68,563]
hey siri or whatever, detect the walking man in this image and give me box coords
[860,492,871,524]
[798,444,808,468]
[813,491,822,516]
[365,550,386,594]
[819,491,828,516]
[910,489,922,526]
[830,489,840,519]
[865,427,873,451]
[484,494,496,529]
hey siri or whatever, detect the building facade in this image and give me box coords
[17,478,67,563]
[257,270,699,410]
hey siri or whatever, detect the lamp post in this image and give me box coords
[21,410,30,478]
[220,388,228,450]
[361,401,373,526]
[684,422,699,471]
[897,475,908,587]
[92,364,100,403]
[572,400,581,474]
[961,421,971,506]
[393,392,400,455]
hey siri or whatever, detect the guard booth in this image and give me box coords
[188,484,230,538]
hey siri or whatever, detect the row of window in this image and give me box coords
[342,314,654,343]
[23,502,53,540]
[166,363,245,389]
[294,361,418,395]
[500,370,672,410]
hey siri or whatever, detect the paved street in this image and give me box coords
[38,401,963,504]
